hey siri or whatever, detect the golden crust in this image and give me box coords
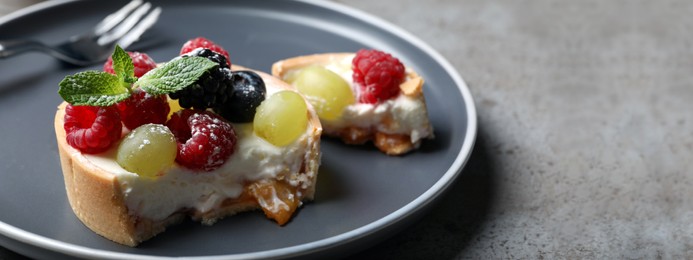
[55,105,140,246]
[271,53,429,155]
[55,66,322,246]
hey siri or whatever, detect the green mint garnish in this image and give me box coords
[58,71,131,106]
[58,45,135,106]
[57,45,218,107]
[112,45,137,84]
[138,57,217,95]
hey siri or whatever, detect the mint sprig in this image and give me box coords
[112,45,136,84]
[138,57,217,95]
[58,71,130,106]
[58,45,217,107]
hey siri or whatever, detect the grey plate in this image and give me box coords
[0,0,477,259]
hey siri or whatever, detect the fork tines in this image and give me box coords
[94,0,162,49]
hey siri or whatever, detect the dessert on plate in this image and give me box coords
[271,49,433,155]
[54,38,321,246]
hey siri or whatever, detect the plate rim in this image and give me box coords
[0,0,478,259]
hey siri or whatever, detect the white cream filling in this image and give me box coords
[79,124,309,221]
[76,78,311,221]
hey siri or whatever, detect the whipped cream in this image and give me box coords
[80,124,310,221]
[323,94,433,144]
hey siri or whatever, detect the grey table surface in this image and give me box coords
[2,0,692,259]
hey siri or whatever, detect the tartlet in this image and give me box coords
[55,66,322,246]
[272,52,433,155]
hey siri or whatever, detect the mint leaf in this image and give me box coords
[57,46,136,106]
[137,57,217,95]
[58,71,131,106]
[112,45,136,84]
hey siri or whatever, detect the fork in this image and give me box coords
[0,0,161,66]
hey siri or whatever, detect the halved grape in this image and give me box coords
[292,66,354,121]
[117,124,177,178]
[253,91,308,146]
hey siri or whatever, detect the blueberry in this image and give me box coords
[214,70,266,123]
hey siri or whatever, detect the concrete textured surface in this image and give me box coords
[337,0,693,259]
[2,0,693,259]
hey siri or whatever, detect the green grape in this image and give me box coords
[283,70,301,85]
[292,66,354,121]
[117,124,177,178]
[254,91,308,146]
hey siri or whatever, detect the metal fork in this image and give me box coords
[0,0,161,66]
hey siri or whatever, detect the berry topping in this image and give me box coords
[180,37,231,67]
[214,70,266,123]
[168,67,232,110]
[116,88,170,130]
[254,91,308,147]
[169,48,236,110]
[166,110,236,171]
[63,105,122,154]
[103,51,157,78]
[292,66,354,120]
[352,49,406,104]
[183,48,230,69]
[117,124,177,178]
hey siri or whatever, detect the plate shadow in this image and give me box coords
[344,124,499,259]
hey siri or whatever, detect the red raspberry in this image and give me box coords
[180,37,231,67]
[103,51,157,78]
[166,110,236,171]
[64,105,122,154]
[116,88,170,130]
[352,49,406,104]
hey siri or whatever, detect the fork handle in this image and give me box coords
[0,40,47,58]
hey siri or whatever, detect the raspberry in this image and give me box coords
[103,51,157,78]
[352,49,406,104]
[166,110,236,171]
[64,105,122,154]
[180,37,231,67]
[116,88,170,130]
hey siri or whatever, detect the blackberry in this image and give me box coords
[180,37,231,67]
[169,49,233,110]
[169,66,232,110]
[168,51,266,123]
[182,48,230,69]
[213,71,266,123]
